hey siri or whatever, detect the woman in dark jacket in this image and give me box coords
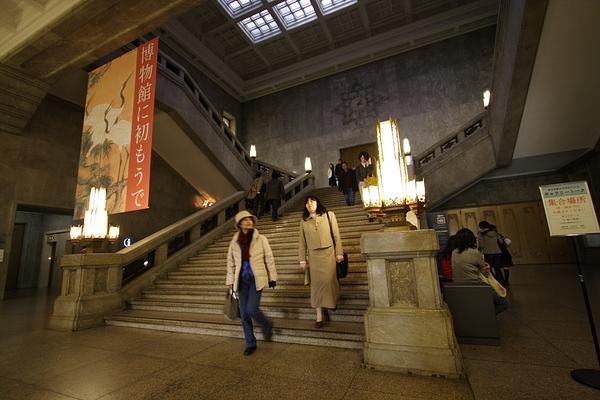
[477,221,505,285]
[265,171,285,221]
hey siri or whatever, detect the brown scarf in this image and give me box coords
[237,230,254,262]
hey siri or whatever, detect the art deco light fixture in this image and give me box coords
[304,156,312,173]
[362,118,426,230]
[249,144,257,159]
[70,187,120,252]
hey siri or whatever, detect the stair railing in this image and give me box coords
[158,51,298,183]
[414,111,488,174]
[49,173,315,331]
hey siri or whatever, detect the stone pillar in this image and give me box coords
[361,229,463,378]
[48,253,124,331]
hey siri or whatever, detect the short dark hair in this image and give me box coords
[454,228,477,253]
[302,195,327,220]
[358,151,370,161]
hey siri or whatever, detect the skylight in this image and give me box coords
[273,0,317,30]
[239,10,281,43]
[218,0,262,18]
[317,0,357,15]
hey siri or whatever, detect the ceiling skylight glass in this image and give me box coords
[239,10,281,43]
[317,0,357,15]
[218,0,262,18]
[273,0,317,30]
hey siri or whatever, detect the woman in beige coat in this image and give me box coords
[298,195,344,328]
[226,210,277,355]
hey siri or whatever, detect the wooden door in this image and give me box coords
[6,223,25,291]
[339,142,378,170]
[446,201,574,265]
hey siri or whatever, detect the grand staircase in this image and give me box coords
[105,187,382,348]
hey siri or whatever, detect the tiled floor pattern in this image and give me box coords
[0,264,598,399]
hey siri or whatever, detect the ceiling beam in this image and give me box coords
[357,0,372,37]
[262,0,302,61]
[310,0,334,49]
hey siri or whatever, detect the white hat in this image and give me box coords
[234,210,257,226]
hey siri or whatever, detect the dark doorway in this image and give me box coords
[47,242,57,289]
[340,142,378,169]
[6,223,26,291]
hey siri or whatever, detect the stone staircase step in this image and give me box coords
[107,187,371,347]
[105,310,364,349]
[128,299,366,322]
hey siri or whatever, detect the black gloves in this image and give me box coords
[269,280,276,289]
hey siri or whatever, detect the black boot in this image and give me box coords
[503,269,510,286]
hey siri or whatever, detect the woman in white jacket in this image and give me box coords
[226,210,277,355]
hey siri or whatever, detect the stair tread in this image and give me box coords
[108,309,364,335]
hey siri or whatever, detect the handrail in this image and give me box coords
[254,158,298,182]
[157,51,299,183]
[157,52,254,170]
[414,111,488,173]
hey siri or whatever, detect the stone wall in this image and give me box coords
[438,172,569,210]
[0,95,203,299]
[242,27,495,186]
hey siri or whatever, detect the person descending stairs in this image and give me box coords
[105,187,383,348]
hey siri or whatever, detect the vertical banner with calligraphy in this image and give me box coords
[126,38,158,212]
[74,38,158,219]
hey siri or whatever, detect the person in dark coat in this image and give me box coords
[266,171,285,221]
[338,162,358,206]
[355,151,373,194]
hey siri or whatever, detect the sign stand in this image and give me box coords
[539,181,600,390]
[570,237,600,389]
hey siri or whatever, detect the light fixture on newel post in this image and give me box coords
[364,117,426,230]
[249,144,257,160]
[70,187,120,252]
[304,156,312,174]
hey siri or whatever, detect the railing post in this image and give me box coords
[49,253,124,331]
[155,243,169,266]
[190,224,202,242]
[217,209,226,226]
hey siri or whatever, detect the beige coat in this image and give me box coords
[299,212,343,261]
[299,212,343,308]
[226,229,277,292]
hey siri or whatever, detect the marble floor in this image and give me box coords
[0,264,599,400]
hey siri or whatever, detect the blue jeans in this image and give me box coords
[343,188,355,206]
[238,274,271,349]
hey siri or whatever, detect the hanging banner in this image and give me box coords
[74,38,159,218]
[539,181,600,236]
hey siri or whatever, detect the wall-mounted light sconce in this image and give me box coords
[483,89,491,109]
[304,157,312,174]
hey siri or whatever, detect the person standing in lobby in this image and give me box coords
[478,221,506,285]
[355,151,373,195]
[266,170,285,221]
[298,196,344,327]
[226,211,277,355]
[338,162,358,206]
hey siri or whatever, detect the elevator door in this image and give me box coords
[6,223,26,290]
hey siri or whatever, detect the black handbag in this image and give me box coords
[223,289,240,321]
[326,212,348,279]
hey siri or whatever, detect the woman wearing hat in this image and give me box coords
[226,210,277,355]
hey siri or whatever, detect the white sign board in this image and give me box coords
[539,181,600,236]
